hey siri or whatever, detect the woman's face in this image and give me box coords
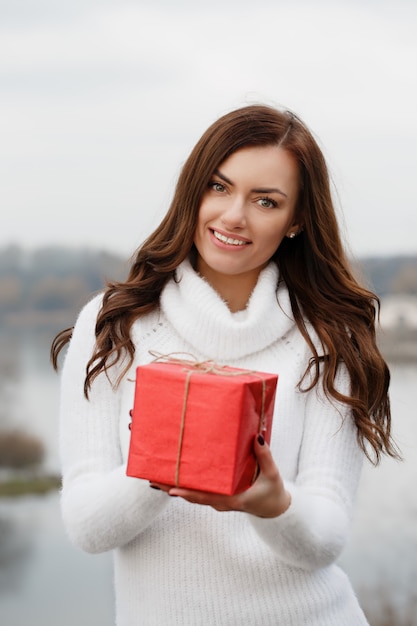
[193,144,300,292]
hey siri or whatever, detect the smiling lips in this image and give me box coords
[212,229,250,247]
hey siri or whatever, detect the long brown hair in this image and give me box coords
[51,104,399,463]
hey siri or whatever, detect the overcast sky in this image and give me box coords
[1,0,416,260]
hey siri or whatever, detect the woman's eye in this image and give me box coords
[209,181,226,193]
[257,197,277,209]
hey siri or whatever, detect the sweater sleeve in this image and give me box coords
[249,364,364,570]
[59,295,169,554]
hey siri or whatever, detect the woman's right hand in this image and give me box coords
[150,433,291,519]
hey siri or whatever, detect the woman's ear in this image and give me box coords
[286,223,303,239]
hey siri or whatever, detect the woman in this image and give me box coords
[52,104,398,625]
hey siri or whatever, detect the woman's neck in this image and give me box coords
[195,261,263,313]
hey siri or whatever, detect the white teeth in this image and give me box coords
[213,230,247,246]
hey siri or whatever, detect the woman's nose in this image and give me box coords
[220,196,247,229]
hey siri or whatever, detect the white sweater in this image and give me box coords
[59,259,369,625]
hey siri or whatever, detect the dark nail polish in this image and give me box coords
[129,409,133,417]
[150,485,161,490]
[257,434,265,446]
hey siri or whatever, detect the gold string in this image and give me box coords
[175,369,193,486]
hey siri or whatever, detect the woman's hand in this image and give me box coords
[150,434,291,518]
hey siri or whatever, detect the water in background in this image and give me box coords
[339,363,417,623]
[0,333,416,625]
[0,333,115,626]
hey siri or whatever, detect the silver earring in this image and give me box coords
[289,232,296,239]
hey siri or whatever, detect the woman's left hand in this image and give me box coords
[150,434,291,518]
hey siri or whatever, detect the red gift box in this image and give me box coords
[126,358,278,495]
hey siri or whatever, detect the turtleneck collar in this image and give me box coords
[160,258,295,361]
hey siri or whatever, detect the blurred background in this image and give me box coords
[0,1,416,624]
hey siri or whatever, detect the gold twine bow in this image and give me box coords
[148,351,267,488]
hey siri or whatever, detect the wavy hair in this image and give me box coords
[51,104,399,463]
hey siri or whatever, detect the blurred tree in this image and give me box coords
[0,244,24,275]
[0,430,44,468]
[389,262,417,295]
[0,276,23,313]
[28,275,91,312]
[0,245,128,322]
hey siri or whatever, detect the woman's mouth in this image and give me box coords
[212,230,250,246]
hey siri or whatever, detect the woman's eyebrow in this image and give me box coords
[213,169,287,198]
[252,186,287,198]
[213,169,233,185]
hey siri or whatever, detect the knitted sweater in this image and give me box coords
[59,259,369,625]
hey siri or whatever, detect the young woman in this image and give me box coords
[51,104,398,625]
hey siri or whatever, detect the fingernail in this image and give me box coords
[257,434,265,446]
[129,409,133,417]
[149,485,161,490]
